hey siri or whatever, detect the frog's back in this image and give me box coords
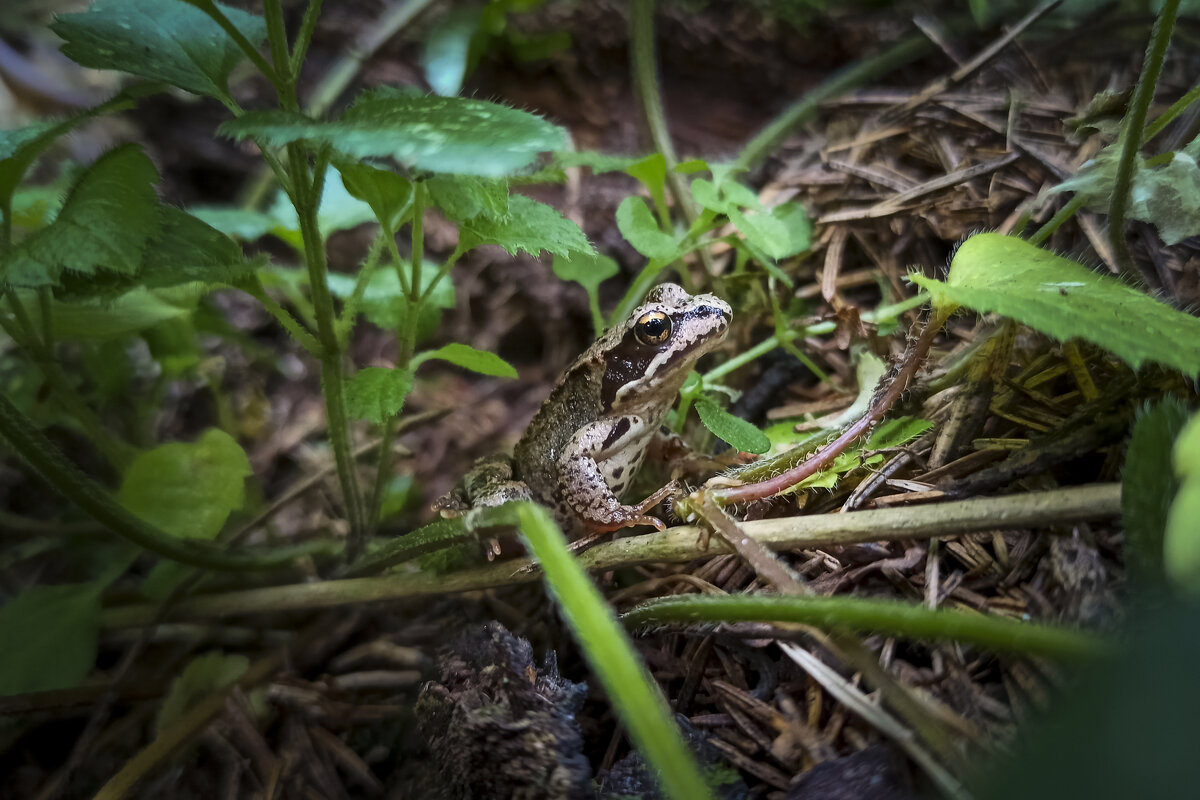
[513,359,604,506]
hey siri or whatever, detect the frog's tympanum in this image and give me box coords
[437,283,732,536]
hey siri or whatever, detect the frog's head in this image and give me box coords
[600,283,732,410]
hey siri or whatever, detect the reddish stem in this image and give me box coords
[712,314,944,506]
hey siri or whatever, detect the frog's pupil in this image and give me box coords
[637,313,670,344]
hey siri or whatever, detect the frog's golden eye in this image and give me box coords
[634,311,672,345]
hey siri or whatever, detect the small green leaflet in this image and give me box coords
[695,395,770,454]
[118,428,252,541]
[867,416,933,449]
[910,233,1200,375]
[616,196,677,260]
[339,163,414,231]
[459,194,594,258]
[422,7,482,97]
[344,366,415,424]
[1123,397,1190,594]
[0,582,102,697]
[418,343,517,378]
[221,89,566,177]
[155,651,248,736]
[1165,411,1200,593]
[552,251,619,294]
[729,203,811,260]
[52,0,266,100]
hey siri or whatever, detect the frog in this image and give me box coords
[435,283,732,537]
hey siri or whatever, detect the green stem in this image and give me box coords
[1142,80,1200,142]
[336,229,389,345]
[734,34,932,172]
[367,415,397,531]
[399,181,426,367]
[287,143,367,555]
[289,0,325,78]
[1108,0,1180,289]
[0,393,326,571]
[1029,193,1087,246]
[240,277,322,357]
[263,0,294,86]
[183,0,283,94]
[622,595,1107,661]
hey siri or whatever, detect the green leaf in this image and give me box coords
[554,150,643,174]
[552,250,619,294]
[0,90,143,209]
[221,89,566,177]
[910,233,1200,374]
[729,206,792,260]
[377,475,414,522]
[325,262,453,336]
[338,162,413,230]
[460,193,593,258]
[0,144,159,288]
[420,343,517,378]
[426,175,509,222]
[867,416,934,449]
[1165,411,1200,593]
[624,153,667,199]
[1124,398,1191,593]
[155,651,248,736]
[24,286,200,339]
[268,166,376,239]
[344,366,414,424]
[616,196,677,260]
[694,395,770,454]
[768,201,812,257]
[0,582,102,696]
[188,205,283,242]
[422,7,482,97]
[52,0,266,99]
[118,428,252,541]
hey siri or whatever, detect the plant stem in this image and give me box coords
[734,34,932,172]
[1029,193,1086,246]
[99,484,1121,627]
[1108,0,1180,289]
[0,393,328,571]
[289,0,325,77]
[1142,80,1200,142]
[240,277,322,357]
[184,0,283,94]
[623,595,1107,660]
[288,143,367,555]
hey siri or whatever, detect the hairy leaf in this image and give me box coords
[345,366,414,424]
[420,343,516,378]
[118,428,252,541]
[426,175,508,222]
[460,194,593,258]
[222,89,565,176]
[695,395,770,454]
[910,234,1200,374]
[53,0,266,99]
[0,144,159,288]
[616,196,677,260]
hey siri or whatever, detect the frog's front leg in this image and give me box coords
[559,417,678,532]
[433,453,532,517]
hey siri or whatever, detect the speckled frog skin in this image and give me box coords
[440,283,731,535]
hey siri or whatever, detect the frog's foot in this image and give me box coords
[431,488,468,518]
[577,479,681,533]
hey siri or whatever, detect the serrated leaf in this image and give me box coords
[118,428,252,541]
[422,7,481,97]
[52,0,265,99]
[338,162,413,230]
[0,144,159,288]
[460,193,593,258]
[1165,411,1200,593]
[155,651,248,736]
[0,582,101,696]
[344,366,414,424]
[695,395,770,454]
[1124,398,1190,593]
[616,195,677,260]
[221,89,566,177]
[910,233,1200,374]
[426,174,508,222]
[421,343,516,378]
[552,250,619,293]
